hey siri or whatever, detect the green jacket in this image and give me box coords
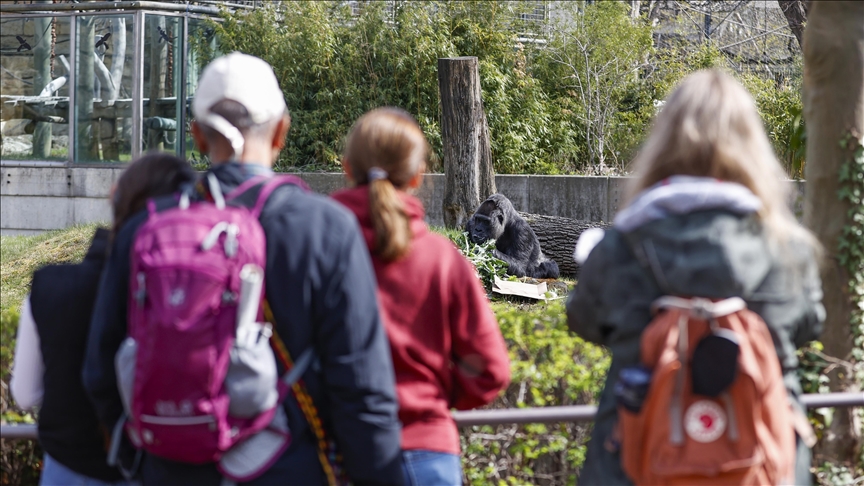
[566,209,824,485]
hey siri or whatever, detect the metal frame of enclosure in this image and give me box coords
[0,1,229,167]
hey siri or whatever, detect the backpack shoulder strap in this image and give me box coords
[224,174,310,217]
[622,231,673,294]
[250,175,310,218]
[264,300,342,486]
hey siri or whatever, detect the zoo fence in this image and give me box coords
[1,392,863,440]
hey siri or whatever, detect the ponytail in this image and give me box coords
[343,107,429,261]
[368,178,412,261]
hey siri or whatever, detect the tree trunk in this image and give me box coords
[149,16,168,152]
[76,16,98,161]
[803,0,864,467]
[32,2,53,158]
[519,212,611,277]
[778,0,807,50]
[102,17,126,160]
[438,56,496,228]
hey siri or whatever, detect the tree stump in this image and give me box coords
[438,57,496,228]
[519,212,612,277]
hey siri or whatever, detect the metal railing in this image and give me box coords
[2,392,862,440]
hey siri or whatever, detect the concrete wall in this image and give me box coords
[2,167,126,236]
[0,166,805,235]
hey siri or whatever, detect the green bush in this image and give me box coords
[1,305,41,486]
[207,2,804,178]
[1,226,608,485]
[740,71,807,179]
[205,1,647,174]
[460,301,609,485]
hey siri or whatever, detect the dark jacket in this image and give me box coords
[567,209,824,485]
[332,187,511,454]
[83,163,403,485]
[29,228,123,483]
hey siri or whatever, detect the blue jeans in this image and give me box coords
[401,450,462,486]
[41,453,137,486]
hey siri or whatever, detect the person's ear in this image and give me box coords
[407,171,423,189]
[341,159,355,183]
[407,161,425,189]
[191,121,208,154]
[272,114,291,151]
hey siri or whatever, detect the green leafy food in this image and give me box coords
[452,231,509,290]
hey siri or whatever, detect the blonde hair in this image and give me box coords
[625,69,816,249]
[343,107,429,261]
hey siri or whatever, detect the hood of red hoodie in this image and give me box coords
[332,185,429,252]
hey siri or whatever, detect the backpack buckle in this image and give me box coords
[689,298,714,320]
[202,222,241,258]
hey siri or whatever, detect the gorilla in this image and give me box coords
[465,194,560,279]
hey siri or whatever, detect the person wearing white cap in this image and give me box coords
[84,52,404,485]
[190,52,291,165]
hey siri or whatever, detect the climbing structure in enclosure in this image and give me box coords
[0,1,230,163]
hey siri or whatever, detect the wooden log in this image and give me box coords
[438,56,496,228]
[519,212,612,277]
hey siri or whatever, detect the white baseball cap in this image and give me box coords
[192,52,287,159]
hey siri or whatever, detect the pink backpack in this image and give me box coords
[114,174,310,471]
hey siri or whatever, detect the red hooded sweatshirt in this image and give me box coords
[332,186,511,454]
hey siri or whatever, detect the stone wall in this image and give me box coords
[0,166,805,235]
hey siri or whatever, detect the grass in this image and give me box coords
[1,223,105,315]
[0,226,109,486]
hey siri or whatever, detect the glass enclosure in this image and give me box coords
[0,3,221,165]
[1,15,72,161]
[74,14,134,162]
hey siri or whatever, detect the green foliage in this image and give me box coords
[205,2,806,177]
[815,462,860,486]
[460,301,610,485]
[209,1,572,174]
[538,1,656,170]
[838,133,864,377]
[836,133,864,481]
[1,307,41,486]
[0,434,40,486]
[803,133,864,485]
[740,72,807,179]
[0,226,608,485]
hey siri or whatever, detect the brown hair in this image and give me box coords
[112,152,196,235]
[625,69,817,250]
[343,107,429,261]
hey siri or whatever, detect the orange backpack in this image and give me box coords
[616,296,810,486]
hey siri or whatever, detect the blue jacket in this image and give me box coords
[83,163,403,485]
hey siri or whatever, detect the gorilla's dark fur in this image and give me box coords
[465,194,560,279]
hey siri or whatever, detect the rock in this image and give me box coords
[1,135,33,156]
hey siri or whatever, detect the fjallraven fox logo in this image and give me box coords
[684,400,726,443]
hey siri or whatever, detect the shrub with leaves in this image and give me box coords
[206,1,807,177]
[460,301,610,485]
